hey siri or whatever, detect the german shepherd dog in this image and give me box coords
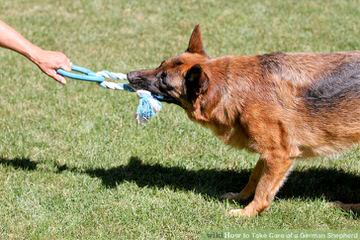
[127,25,360,217]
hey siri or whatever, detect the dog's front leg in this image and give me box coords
[228,155,293,217]
[222,159,264,201]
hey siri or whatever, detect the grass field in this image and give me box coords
[0,0,359,239]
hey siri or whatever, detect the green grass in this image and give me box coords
[0,0,359,239]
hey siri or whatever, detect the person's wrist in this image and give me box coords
[26,44,43,64]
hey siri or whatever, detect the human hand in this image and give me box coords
[31,48,71,84]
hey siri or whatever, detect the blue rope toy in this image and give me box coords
[57,65,163,124]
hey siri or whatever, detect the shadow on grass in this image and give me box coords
[72,156,360,204]
[1,156,359,205]
[0,157,38,170]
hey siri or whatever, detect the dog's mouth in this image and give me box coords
[127,74,181,105]
[155,95,181,105]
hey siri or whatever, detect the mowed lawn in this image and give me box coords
[0,0,359,239]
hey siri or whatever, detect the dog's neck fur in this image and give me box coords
[188,56,260,123]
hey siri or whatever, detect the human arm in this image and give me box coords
[0,20,71,84]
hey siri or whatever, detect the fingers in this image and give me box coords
[60,62,71,72]
[56,56,71,84]
[48,70,66,85]
[54,74,67,85]
[58,52,72,71]
[52,52,71,83]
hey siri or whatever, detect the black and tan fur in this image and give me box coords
[127,25,360,216]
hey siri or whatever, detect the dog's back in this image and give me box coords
[255,52,360,157]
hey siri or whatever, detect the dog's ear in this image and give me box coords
[185,64,209,101]
[186,25,207,56]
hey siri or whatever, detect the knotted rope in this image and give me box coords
[57,65,162,124]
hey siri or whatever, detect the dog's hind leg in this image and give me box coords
[221,159,264,201]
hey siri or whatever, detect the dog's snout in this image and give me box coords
[127,71,141,82]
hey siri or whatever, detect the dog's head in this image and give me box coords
[127,25,213,113]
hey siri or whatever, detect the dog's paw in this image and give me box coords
[221,192,241,200]
[227,208,258,217]
[226,208,252,217]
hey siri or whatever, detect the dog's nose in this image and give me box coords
[127,71,141,82]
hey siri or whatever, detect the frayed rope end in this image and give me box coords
[135,90,162,124]
[96,71,162,124]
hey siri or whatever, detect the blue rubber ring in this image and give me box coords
[57,65,105,83]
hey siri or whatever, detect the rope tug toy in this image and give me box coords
[57,65,163,124]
